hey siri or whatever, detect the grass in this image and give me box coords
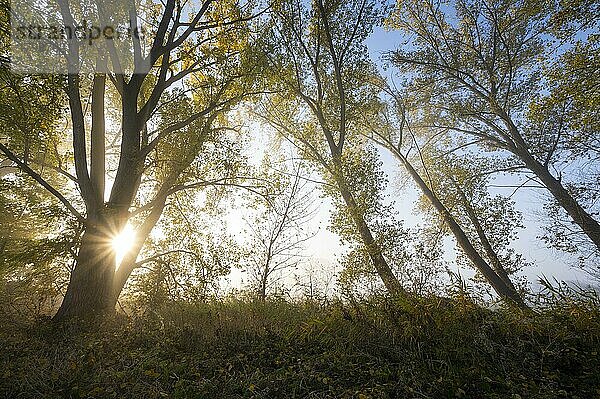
[1,297,599,398]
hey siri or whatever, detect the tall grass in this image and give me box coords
[1,296,599,398]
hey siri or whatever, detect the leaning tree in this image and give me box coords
[258,0,408,298]
[363,87,528,308]
[386,0,600,253]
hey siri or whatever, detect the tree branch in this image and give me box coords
[0,142,85,223]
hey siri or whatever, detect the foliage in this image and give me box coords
[528,21,600,264]
[419,153,531,291]
[339,224,448,298]
[0,37,78,313]
[324,144,391,242]
[0,5,599,396]
[0,176,78,314]
[127,130,251,306]
[384,0,600,271]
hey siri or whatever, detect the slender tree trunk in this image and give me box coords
[495,110,600,251]
[453,183,520,292]
[258,256,272,301]
[259,269,268,301]
[519,150,600,251]
[395,152,528,309]
[90,72,106,205]
[335,174,407,299]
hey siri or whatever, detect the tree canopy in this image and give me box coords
[0,0,598,319]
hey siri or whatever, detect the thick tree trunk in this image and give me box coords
[54,65,119,321]
[395,153,528,309]
[56,175,168,319]
[335,175,408,298]
[519,151,600,251]
[54,213,122,320]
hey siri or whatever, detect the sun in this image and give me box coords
[112,223,137,268]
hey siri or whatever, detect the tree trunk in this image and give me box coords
[335,175,408,299]
[90,72,106,206]
[259,260,269,301]
[57,175,169,319]
[453,182,520,293]
[259,276,267,301]
[54,212,122,320]
[520,151,600,251]
[395,152,528,309]
[496,109,600,251]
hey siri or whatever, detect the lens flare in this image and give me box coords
[112,223,136,268]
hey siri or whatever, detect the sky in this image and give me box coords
[365,26,593,286]
[221,25,594,294]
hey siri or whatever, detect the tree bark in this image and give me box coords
[54,65,119,321]
[335,173,408,299]
[394,152,528,309]
[519,150,600,251]
[54,211,123,320]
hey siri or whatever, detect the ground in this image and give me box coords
[1,298,599,398]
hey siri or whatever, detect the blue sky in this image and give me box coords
[224,22,594,294]
[363,26,592,286]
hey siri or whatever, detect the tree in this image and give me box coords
[293,260,337,303]
[258,0,408,298]
[129,201,242,308]
[364,90,528,308]
[530,5,599,267]
[325,144,410,295]
[385,0,600,254]
[243,157,317,301]
[123,123,252,307]
[425,154,530,299]
[338,221,448,299]
[1,0,264,319]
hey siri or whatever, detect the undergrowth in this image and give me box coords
[1,297,599,398]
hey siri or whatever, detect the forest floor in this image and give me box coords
[1,297,599,399]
